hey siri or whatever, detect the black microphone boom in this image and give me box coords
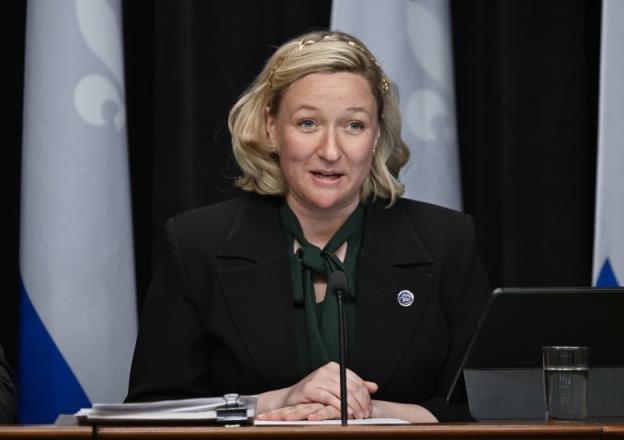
[328,270,349,426]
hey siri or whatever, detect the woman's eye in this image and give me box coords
[348,121,364,131]
[298,119,316,129]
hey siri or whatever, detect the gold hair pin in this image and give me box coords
[267,35,390,94]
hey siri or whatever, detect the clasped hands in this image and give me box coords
[255,361,378,421]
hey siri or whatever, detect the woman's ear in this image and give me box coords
[266,106,276,144]
[373,129,381,151]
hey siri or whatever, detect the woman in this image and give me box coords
[126,30,490,423]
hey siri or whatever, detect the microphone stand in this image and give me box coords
[329,271,349,426]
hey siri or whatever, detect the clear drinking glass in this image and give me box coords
[542,346,589,421]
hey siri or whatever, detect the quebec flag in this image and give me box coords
[331,0,462,210]
[19,0,137,423]
[593,0,623,288]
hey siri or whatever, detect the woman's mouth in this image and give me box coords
[312,171,343,181]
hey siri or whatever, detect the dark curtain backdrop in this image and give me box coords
[1,0,601,371]
[452,0,600,287]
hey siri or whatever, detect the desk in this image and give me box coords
[95,424,604,440]
[604,425,624,438]
[0,426,92,439]
[0,423,618,440]
[95,424,605,440]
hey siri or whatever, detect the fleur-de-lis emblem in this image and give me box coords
[405,0,453,143]
[73,0,125,131]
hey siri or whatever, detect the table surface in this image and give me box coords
[3,422,624,440]
[95,423,606,439]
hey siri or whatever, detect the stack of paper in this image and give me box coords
[75,394,256,425]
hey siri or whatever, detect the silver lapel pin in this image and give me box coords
[397,290,414,307]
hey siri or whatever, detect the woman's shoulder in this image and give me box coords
[172,196,243,226]
[368,197,476,248]
[372,197,470,227]
[167,193,280,240]
[394,197,465,217]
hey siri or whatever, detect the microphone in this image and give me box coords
[328,270,349,426]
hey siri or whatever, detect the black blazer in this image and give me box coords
[127,194,490,421]
[0,344,16,424]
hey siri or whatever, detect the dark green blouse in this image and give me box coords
[279,201,364,375]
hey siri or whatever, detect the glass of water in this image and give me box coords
[543,346,589,421]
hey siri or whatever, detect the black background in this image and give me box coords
[1,0,601,372]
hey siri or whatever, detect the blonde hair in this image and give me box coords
[228,30,409,206]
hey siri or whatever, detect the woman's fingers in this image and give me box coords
[292,372,347,414]
[306,363,368,417]
[282,362,378,418]
[306,404,341,421]
[284,363,343,406]
[343,367,378,418]
[365,380,379,394]
[256,403,332,421]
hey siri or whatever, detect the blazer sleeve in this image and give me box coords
[419,214,491,421]
[0,345,17,424]
[126,217,213,402]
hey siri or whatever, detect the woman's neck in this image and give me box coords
[286,196,358,249]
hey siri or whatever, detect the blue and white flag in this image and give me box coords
[331,0,462,210]
[19,0,137,423]
[593,0,624,287]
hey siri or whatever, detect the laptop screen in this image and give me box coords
[446,287,624,420]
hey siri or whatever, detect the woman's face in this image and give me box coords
[267,71,379,217]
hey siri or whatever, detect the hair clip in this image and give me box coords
[298,39,316,51]
[267,55,285,89]
[267,34,390,94]
[345,40,390,94]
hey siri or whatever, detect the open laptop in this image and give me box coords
[447,287,624,421]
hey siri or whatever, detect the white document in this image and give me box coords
[255,418,409,425]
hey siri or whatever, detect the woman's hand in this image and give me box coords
[371,400,438,423]
[282,361,378,419]
[255,366,439,423]
[255,400,438,423]
[256,403,340,421]
[256,362,378,419]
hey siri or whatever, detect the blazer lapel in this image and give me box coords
[352,200,434,387]
[215,195,301,389]
[213,195,435,391]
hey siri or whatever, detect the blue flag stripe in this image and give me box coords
[17,279,90,424]
[596,259,620,288]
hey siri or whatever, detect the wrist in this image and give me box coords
[370,400,438,423]
[257,387,289,413]
[370,399,385,419]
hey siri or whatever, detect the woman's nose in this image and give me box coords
[317,129,341,161]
